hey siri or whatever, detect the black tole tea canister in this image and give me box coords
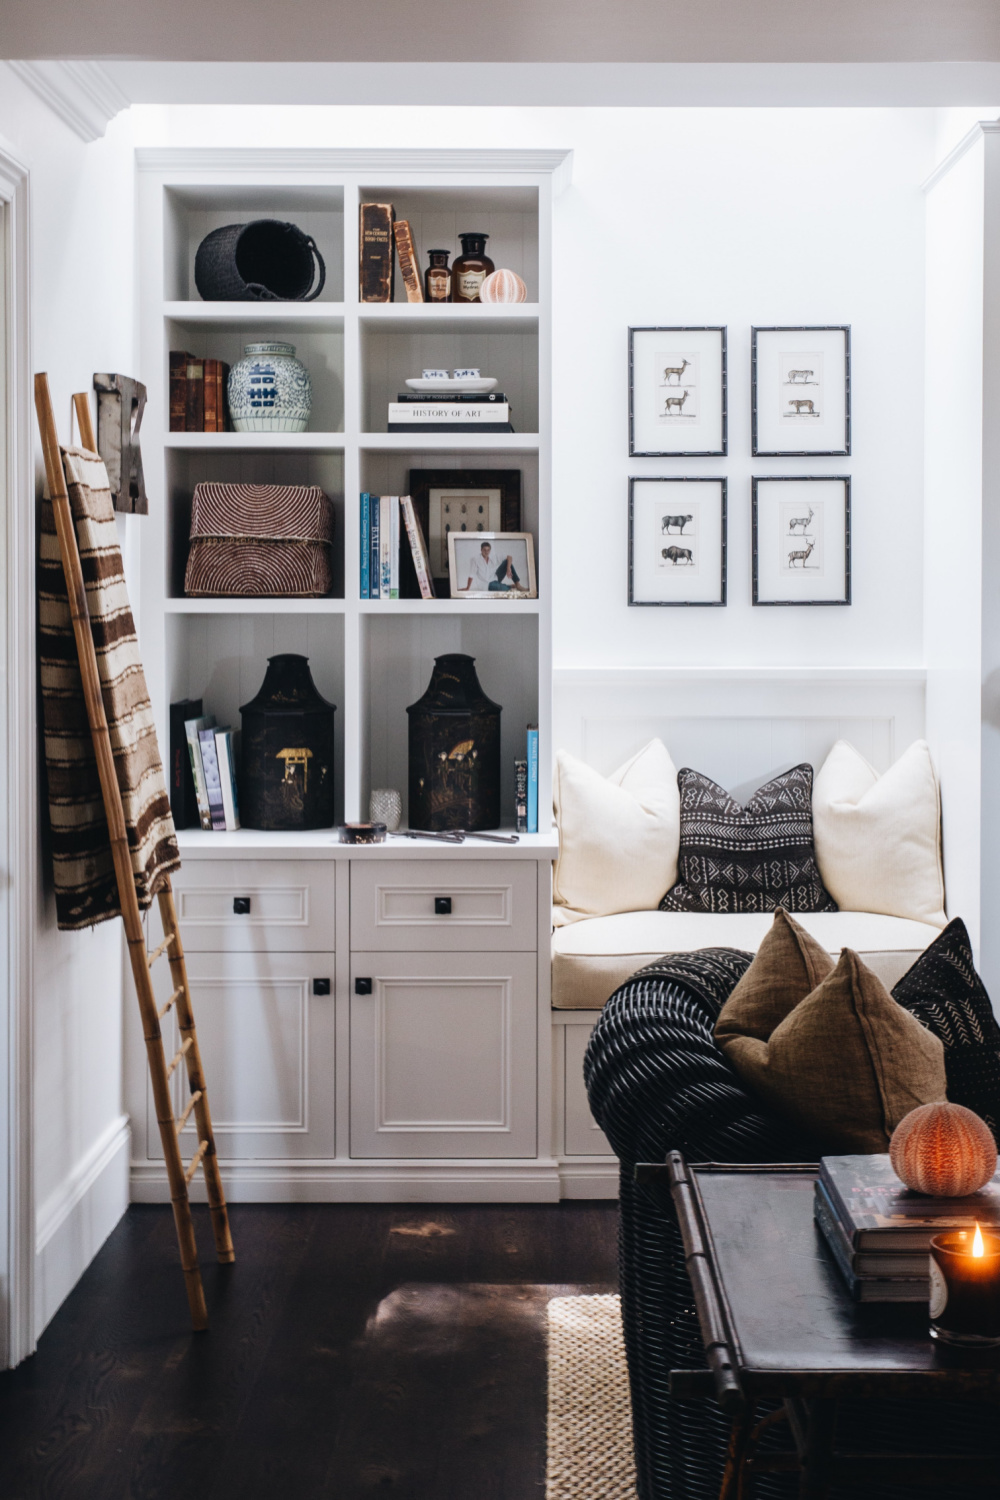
[407,654,501,831]
[240,654,336,829]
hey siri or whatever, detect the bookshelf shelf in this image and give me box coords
[164,432,347,450]
[141,154,552,829]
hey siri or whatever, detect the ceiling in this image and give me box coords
[5,0,1000,64]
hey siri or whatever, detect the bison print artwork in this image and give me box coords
[629,327,727,456]
[752,326,850,456]
[629,478,726,606]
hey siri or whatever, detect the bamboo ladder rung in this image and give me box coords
[148,932,176,968]
[176,1091,203,1134]
[185,1142,210,1183]
[158,984,185,1020]
[166,1036,194,1080]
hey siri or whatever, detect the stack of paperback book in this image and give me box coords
[515,726,539,833]
[360,494,435,600]
[814,1154,1000,1302]
[387,391,513,435]
[169,699,241,831]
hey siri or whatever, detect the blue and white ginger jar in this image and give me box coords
[228,341,312,433]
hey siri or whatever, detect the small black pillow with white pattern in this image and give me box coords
[659,763,837,915]
[893,918,1000,1145]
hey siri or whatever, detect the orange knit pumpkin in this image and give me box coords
[889,1102,997,1196]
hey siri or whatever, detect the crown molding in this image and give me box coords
[922,119,1000,193]
[6,60,129,142]
[136,146,574,191]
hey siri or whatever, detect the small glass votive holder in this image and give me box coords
[929,1229,1000,1347]
[370,788,402,832]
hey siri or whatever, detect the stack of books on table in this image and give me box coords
[387,392,513,434]
[814,1153,1000,1303]
[169,699,241,831]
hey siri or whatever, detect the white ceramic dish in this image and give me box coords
[405,377,498,394]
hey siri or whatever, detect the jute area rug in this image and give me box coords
[546,1293,637,1500]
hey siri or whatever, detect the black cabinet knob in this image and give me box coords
[355,977,373,995]
[233,897,251,915]
[312,978,331,996]
[434,896,452,915]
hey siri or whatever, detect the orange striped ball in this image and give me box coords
[890,1102,997,1196]
[480,269,527,304]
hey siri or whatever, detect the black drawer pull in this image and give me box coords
[312,978,331,996]
[233,897,251,915]
[434,896,452,915]
[355,977,373,995]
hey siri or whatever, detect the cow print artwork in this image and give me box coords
[660,763,838,914]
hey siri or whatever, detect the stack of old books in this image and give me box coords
[387,390,513,434]
[815,1154,1000,1302]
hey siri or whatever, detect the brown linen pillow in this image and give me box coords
[715,916,947,1152]
[716,906,834,1045]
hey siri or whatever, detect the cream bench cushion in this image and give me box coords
[551,909,943,1010]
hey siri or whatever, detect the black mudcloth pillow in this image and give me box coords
[660,763,837,915]
[893,917,1000,1144]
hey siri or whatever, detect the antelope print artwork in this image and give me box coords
[661,358,690,385]
[787,507,814,534]
[662,390,690,416]
[786,538,816,569]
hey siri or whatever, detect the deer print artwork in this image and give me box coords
[786,538,816,569]
[656,350,699,425]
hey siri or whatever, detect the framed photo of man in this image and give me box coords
[448,532,537,600]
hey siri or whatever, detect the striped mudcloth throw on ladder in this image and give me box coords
[39,445,180,930]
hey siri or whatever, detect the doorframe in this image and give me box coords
[0,141,35,1369]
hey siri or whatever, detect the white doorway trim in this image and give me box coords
[0,141,35,1369]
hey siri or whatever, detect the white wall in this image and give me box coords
[0,69,136,1340]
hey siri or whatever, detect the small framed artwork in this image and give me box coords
[752,326,851,456]
[448,531,537,600]
[628,477,727,607]
[629,327,727,457]
[406,468,521,597]
[752,476,851,606]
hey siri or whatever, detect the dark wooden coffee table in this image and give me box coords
[635,1154,1000,1499]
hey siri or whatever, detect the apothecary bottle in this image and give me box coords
[425,249,451,302]
[452,234,495,304]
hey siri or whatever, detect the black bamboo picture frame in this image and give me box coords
[751,325,851,457]
[752,476,851,607]
[629,476,727,607]
[629,326,728,457]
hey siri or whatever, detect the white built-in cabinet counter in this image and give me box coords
[127,833,615,1203]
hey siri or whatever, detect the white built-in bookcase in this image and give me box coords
[137,150,568,838]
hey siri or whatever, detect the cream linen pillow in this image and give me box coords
[552,740,680,925]
[812,739,946,927]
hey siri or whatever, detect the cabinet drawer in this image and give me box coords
[564,1024,615,1158]
[154,860,336,952]
[350,859,537,952]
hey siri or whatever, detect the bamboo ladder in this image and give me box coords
[35,373,234,1330]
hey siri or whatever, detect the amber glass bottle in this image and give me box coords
[425,249,451,302]
[452,234,495,304]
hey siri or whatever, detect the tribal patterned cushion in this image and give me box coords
[893,918,1000,1144]
[660,763,837,915]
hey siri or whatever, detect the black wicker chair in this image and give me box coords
[584,948,995,1500]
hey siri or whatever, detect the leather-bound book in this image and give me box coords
[185,356,205,432]
[204,358,219,432]
[359,203,396,302]
[219,362,230,430]
[394,219,424,303]
[169,350,190,431]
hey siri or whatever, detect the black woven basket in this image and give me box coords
[194,219,326,302]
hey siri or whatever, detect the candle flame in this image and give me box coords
[973,1223,985,1258]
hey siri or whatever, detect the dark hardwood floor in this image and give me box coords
[0,1202,618,1500]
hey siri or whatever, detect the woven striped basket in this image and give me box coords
[184,482,334,598]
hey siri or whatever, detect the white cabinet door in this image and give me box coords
[564,1023,615,1157]
[350,859,537,952]
[146,950,336,1161]
[350,951,537,1159]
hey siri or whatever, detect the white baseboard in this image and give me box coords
[131,1157,564,1204]
[35,1115,130,1337]
[557,1161,620,1199]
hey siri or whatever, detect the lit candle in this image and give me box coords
[929,1222,1000,1347]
